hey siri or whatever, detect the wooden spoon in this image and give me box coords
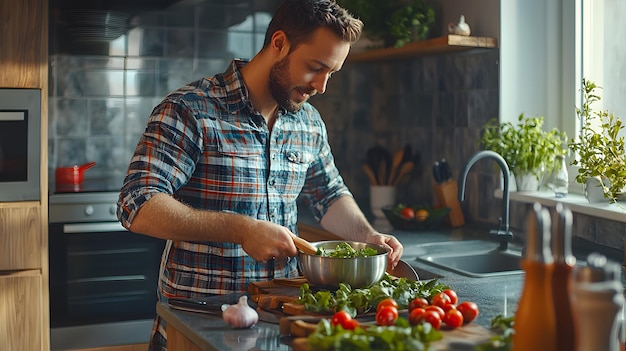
[290,234,317,255]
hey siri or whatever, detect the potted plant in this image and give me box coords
[338,0,435,48]
[481,114,568,191]
[568,79,626,203]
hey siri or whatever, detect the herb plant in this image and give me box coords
[568,79,626,203]
[338,0,435,48]
[481,114,568,181]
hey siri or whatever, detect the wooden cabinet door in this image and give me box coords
[0,204,41,270]
[0,0,48,88]
[0,272,42,351]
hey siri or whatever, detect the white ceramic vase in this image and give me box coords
[514,171,539,192]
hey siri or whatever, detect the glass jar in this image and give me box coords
[546,155,569,198]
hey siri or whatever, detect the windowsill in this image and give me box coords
[495,190,626,223]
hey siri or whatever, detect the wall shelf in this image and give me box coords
[348,34,498,62]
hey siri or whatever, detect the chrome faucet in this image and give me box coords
[458,150,514,250]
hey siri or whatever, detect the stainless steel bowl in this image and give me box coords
[298,241,389,290]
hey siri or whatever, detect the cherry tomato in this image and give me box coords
[425,305,445,319]
[443,309,464,329]
[341,318,360,330]
[330,311,352,327]
[408,307,426,326]
[375,306,398,326]
[431,292,452,308]
[422,310,442,330]
[376,298,399,313]
[457,301,480,324]
[443,289,459,305]
[400,207,415,219]
[408,297,429,312]
[442,304,457,314]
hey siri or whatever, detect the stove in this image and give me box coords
[48,185,165,350]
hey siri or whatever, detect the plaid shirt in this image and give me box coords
[117,60,351,298]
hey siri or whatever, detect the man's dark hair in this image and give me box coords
[263,0,363,52]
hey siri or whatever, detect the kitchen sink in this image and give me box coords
[410,240,524,278]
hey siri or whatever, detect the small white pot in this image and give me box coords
[515,171,540,192]
[585,177,607,203]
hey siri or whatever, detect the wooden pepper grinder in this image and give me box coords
[551,203,577,351]
[512,202,557,351]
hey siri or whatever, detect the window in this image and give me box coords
[581,0,626,136]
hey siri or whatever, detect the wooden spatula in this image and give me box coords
[290,234,317,255]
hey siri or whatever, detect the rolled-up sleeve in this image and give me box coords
[117,96,203,228]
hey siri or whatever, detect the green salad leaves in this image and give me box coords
[297,274,449,317]
[316,242,379,258]
[308,317,443,351]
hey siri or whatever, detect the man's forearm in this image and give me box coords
[319,195,377,242]
[128,192,254,244]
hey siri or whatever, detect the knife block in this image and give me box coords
[433,180,465,227]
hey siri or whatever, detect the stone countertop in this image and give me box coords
[156,223,529,351]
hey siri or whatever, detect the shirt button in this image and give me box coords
[271,153,276,159]
[287,152,298,162]
[269,179,276,186]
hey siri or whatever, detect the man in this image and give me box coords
[117,0,404,349]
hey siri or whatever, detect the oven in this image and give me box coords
[49,191,165,350]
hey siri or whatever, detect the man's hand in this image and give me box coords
[366,233,403,269]
[240,220,299,261]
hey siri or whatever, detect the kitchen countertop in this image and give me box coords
[155,214,626,351]
[157,222,530,351]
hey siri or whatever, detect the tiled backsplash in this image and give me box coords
[48,1,279,185]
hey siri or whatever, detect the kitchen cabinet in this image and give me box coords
[0,0,49,350]
[0,203,41,270]
[347,34,497,62]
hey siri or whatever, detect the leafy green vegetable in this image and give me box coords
[297,274,448,317]
[308,317,443,351]
[473,314,514,351]
[316,242,379,258]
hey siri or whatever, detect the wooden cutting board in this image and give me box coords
[249,278,329,318]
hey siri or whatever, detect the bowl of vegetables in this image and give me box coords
[382,204,451,231]
[298,241,389,290]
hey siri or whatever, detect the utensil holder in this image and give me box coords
[433,180,465,227]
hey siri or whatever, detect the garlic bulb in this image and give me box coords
[221,295,258,328]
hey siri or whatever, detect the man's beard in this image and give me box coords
[269,56,311,113]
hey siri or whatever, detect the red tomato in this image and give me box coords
[443,289,459,305]
[408,297,429,312]
[425,305,445,319]
[408,307,426,326]
[375,306,399,326]
[330,311,352,327]
[442,304,457,313]
[431,292,452,308]
[341,318,360,330]
[457,301,480,324]
[400,207,415,219]
[422,310,442,330]
[443,309,464,329]
[376,298,399,313]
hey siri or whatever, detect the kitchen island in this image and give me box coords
[156,223,529,351]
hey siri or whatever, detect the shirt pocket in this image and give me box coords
[209,138,264,184]
[281,149,313,191]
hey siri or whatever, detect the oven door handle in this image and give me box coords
[63,222,127,234]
